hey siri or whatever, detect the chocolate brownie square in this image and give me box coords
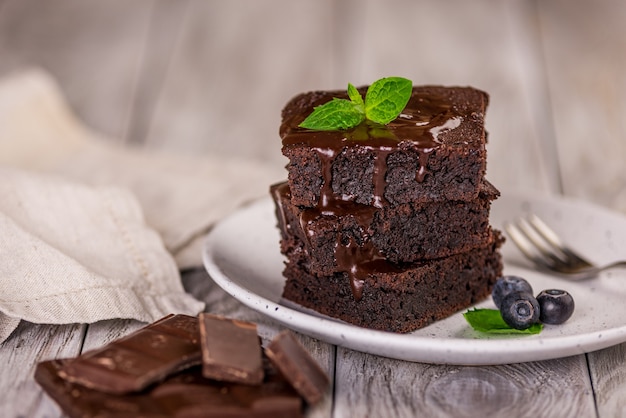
[271,180,499,271]
[280,86,489,207]
[281,231,504,333]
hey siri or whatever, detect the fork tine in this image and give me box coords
[526,215,593,268]
[511,218,573,267]
[506,215,604,279]
[504,221,566,271]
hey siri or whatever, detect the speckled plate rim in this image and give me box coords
[202,191,626,365]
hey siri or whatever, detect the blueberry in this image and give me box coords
[492,276,534,309]
[537,289,575,325]
[500,291,540,330]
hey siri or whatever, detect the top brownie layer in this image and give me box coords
[280,85,489,208]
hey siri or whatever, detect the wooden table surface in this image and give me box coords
[1,1,626,416]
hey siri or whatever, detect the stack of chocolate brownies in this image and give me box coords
[271,85,504,333]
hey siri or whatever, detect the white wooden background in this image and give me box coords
[1,0,625,416]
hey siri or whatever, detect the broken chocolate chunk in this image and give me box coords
[37,315,326,417]
[265,330,329,405]
[199,313,264,385]
[36,359,167,417]
[36,358,303,418]
[58,314,201,394]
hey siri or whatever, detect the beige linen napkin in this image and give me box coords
[0,69,284,342]
[0,167,205,341]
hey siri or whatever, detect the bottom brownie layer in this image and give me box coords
[281,231,504,333]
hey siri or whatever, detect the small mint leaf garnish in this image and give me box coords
[347,83,365,110]
[365,77,412,125]
[298,76,412,131]
[298,98,365,131]
[463,308,543,335]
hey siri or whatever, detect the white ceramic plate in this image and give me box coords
[203,191,626,365]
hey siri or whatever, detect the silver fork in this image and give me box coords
[504,214,626,280]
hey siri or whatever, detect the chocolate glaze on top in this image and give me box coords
[277,87,469,301]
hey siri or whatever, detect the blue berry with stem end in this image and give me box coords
[492,276,534,309]
[500,291,540,330]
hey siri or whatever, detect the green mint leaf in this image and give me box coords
[298,77,412,131]
[299,98,364,130]
[365,77,412,125]
[463,308,543,335]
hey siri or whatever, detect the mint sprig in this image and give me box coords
[463,308,543,335]
[299,77,412,131]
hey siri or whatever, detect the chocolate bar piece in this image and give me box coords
[59,314,202,394]
[36,358,303,418]
[265,331,329,405]
[199,313,264,385]
[35,359,167,417]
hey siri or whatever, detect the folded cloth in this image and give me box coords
[0,69,284,342]
[0,167,205,342]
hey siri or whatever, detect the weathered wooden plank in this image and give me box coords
[0,0,154,141]
[144,0,335,166]
[334,348,596,418]
[588,343,626,416]
[537,0,626,211]
[0,321,85,417]
[124,0,190,145]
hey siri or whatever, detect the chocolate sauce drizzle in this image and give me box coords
[298,195,394,301]
[270,182,291,239]
[280,89,463,301]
